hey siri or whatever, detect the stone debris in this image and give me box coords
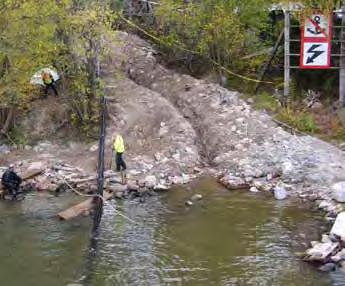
[332,182,345,203]
[185,200,194,206]
[304,241,339,261]
[331,249,345,263]
[303,212,345,271]
[330,212,345,242]
[191,194,203,201]
[249,187,260,193]
[274,186,287,200]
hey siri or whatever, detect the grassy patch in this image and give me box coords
[276,108,318,133]
[252,92,279,112]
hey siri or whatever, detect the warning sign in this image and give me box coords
[303,14,331,39]
[300,13,332,69]
[301,42,330,68]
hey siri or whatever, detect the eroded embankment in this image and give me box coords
[106,31,345,201]
[3,31,345,206]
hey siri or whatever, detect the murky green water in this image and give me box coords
[0,178,344,286]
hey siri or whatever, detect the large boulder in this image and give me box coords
[332,182,345,203]
[331,212,345,241]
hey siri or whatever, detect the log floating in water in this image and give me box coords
[57,190,113,220]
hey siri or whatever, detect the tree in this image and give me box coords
[153,0,273,80]
[0,0,116,138]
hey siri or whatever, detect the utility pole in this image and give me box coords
[283,10,291,107]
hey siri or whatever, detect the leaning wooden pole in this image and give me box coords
[255,30,284,94]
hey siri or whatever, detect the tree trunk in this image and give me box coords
[0,107,14,136]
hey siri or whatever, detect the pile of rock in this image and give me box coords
[1,158,198,200]
[217,168,288,200]
[303,212,345,273]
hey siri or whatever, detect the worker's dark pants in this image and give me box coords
[3,182,19,199]
[44,83,58,96]
[116,152,126,172]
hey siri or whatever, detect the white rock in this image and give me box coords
[332,182,345,203]
[128,169,142,176]
[282,161,294,174]
[154,152,161,161]
[236,117,245,124]
[274,186,287,200]
[319,200,333,210]
[193,167,202,173]
[250,187,260,193]
[185,147,195,154]
[306,242,339,261]
[159,126,169,137]
[321,234,331,243]
[172,176,183,185]
[154,184,169,191]
[191,194,203,201]
[331,212,345,241]
[185,200,194,206]
[331,249,345,263]
[161,157,169,163]
[182,174,190,184]
[27,161,45,170]
[89,144,98,152]
[145,175,157,188]
[311,241,319,247]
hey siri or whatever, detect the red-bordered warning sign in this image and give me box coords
[300,13,332,69]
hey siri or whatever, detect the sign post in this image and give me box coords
[300,13,332,69]
[283,11,290,106]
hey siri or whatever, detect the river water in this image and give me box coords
[0,178,344,286]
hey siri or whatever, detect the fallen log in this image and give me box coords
[73,173,114,185]
[57,191,113,220]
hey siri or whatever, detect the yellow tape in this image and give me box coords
[119,14,275,85]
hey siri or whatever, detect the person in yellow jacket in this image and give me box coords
[42,71,58,97]
[112,134,127,184]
